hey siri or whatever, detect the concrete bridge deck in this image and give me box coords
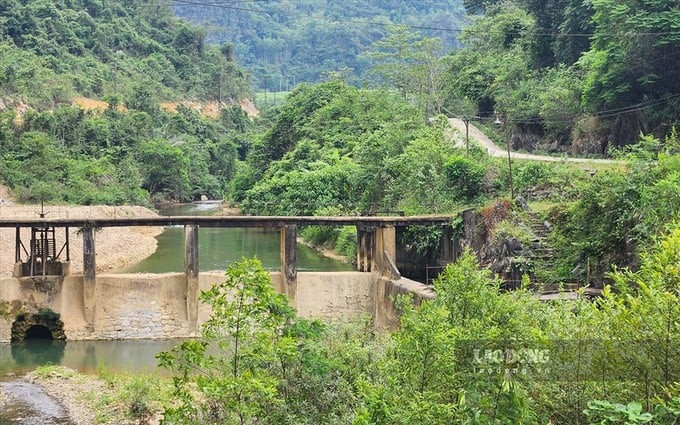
[0,214,455,228]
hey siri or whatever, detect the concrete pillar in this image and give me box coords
[184,225,199,329]
[356,226,374,272]
[439,225,456,263]
[374,226,398,278]
[356,227,365,272]
[82,226,96,324]
[280,225,297,298]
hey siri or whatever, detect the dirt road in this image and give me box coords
[448,118,620,165]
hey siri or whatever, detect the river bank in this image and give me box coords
[27,367,111,425]
[297,237,352,263]
[0,205,162,276]
[12,366,166,425]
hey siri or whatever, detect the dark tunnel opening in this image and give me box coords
[23,324,54,340]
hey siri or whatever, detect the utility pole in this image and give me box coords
[495,112,513,199]
[463,117,470,157]
[507,137,514,200]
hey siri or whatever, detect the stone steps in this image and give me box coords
[524,212,557,271]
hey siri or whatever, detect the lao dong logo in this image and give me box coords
[472,347,550,376]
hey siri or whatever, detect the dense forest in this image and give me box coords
[174,0,680,152]
[0,0,250,106]
[443,0,680,152]
[0,0,253,203]
[172,0,466,89]
[232,80,680,284]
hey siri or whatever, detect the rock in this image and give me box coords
[515,196,530,212]
[504,237,524,254]
[200,195,208,201]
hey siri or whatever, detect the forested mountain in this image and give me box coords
[0,0,254,204]
[172,0,466,88]
[0,0,250,108]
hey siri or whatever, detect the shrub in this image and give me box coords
[514,162,555,189]
[444,155,486,200]
[335,226,357,261]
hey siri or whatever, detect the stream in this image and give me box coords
[0,380,70,424]
[0,339,182,423]
[124,202,353,273]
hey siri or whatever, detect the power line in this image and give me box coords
[451,93,680,125]
[168,0,680,38]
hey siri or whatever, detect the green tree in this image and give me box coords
[158,258,298,424]
[137,139,189,201]
[367,26,445,118]
[579,0,680,144]
[356,250,540,424]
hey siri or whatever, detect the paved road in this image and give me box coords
[448,118,620,165]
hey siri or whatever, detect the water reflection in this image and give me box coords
[125,202,353,273]
[10,340,65,367]
[0,339,183,375]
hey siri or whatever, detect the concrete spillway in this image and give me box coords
[0,272,433,342]
[0,214,451,341]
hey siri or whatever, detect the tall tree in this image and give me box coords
[367,26,446,118]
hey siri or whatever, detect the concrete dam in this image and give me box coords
[0,215,451,342]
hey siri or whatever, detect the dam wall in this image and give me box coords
[0,271,429,342]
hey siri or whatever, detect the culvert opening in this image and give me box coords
[11,310,66,342]
[24,325,53,340]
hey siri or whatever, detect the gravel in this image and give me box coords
[27,367,164,425]
[27,368,102,425]
[0,386,7,408]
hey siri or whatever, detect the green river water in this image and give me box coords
[124,202,353,273]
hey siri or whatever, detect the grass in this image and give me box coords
[254,90,291,109]
[528,200,560,213]
[33,364,172,425]
[94,366,173,424]
[33,364,82,379]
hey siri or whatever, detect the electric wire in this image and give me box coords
[448,93,680,125]
[167,0,680,38]
[134,0,680,125]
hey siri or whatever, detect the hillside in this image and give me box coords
[172,0,466,88]
[443,0,680,153]
[0,0,250,108]
[0,1,257,205]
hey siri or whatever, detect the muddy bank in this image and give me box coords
[26,368,102,425]
[297,237,352,264]
[27,367,163,425]
[0,205,162,276]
